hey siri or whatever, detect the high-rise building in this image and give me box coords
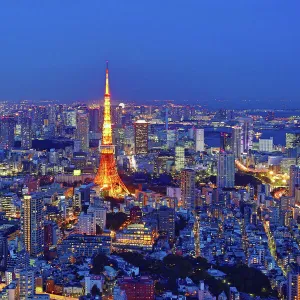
[22,193,44,257]
[134,120,148,155]
[158,206,175,239]
[87,205,107,230]
[180,168,195,210]
[20,117,32,149]
[217,151,235,188]
[232,126,242,158]
[238,117,253,154]
[175,146,185,171]
[15,268,35,299]
[89,108,100,133]
[0,234,7,271]
[94,63,129,198]
[287,264,300,300]
[0,116,15,149]
[195,128,204,152]
[65,110,77,128]
[220,132,233,152]
[286,133,300,149]
[76,112,89,152]
[78,212,96,235]
[167,130,176,149]
[289,165,300,197]
[259,137,273,152]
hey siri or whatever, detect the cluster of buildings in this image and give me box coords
[0,66,300,299]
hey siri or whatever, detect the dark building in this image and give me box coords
[89,108,100,133]
[20,117,32,149]
[158,206,175,239]
[220,132,233,152]
[0,234,7,271]
[0,116,16,149]
[130,206,142,222]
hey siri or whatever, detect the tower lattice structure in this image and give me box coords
[94,63,129,198]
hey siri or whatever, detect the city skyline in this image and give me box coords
[0,1,300,107]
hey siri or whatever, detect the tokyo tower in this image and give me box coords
[94,62,129,198]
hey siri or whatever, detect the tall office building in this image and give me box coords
[232,126,242,158]
[76,112,89,152]
[289,165,300,197]
[22,194,44,257]
[238,117,253,154]
[220,132,233,152]
[65,110,77,128]
[175,146,185,171]
[167,130,176,149]
[158,206,175,239]
[20,117,32,149]
[287,264,300,300]
[89,108,100,133]
[195,128,204,152]
[0,116,15,149]
[180,168,196,210]
[217,151,235,188]
[134,120,148,155]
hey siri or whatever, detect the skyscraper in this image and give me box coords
[134,120,148,155]
[238,117,253,154]
[158,206,175,239]
[220,132,233,152]
[289,165,300,197]
[195,128,204,152]
[94,63,129,198]
[20,117,32,149]
[217,151,235,188]
[175,146,185,171]
[89,108,100,133]
[76,112,89,152]
[0,116,15,149]
[22,193,44,257]
[232,126,242,158]
[180,168,196,210]
[65,110,77,128]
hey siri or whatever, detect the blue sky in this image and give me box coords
[0,1,299,108]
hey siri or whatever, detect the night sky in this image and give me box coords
[0,1,299,108]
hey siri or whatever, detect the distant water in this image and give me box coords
[205,127,290,147]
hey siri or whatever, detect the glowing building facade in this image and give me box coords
[22,193,44,257]
[134,120,148,155]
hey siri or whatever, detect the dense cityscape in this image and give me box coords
[0,61,298,300]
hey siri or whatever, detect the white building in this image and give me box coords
[175,146,185,171]
[87,206,107,230]
[259,137,273,152]
[195,128,204,152]
[78,212,96,235]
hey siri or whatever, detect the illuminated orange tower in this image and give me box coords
[94,62,129,197]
